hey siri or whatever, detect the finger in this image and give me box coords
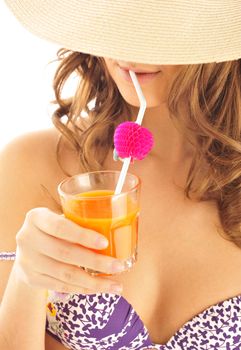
[32,253,122,293]
[27,207,109,250]
[34,228,125,275]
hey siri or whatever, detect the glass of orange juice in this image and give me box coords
[58,170,141,275]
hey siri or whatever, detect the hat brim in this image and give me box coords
[4,0,241,64]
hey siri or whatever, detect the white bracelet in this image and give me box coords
[0,252,16,261]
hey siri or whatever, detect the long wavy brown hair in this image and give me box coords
[50,48,241,248]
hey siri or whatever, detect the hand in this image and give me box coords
[15,208,124,294]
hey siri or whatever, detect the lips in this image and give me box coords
[118,65,160,84]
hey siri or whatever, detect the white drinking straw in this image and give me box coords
[114,71,147,195]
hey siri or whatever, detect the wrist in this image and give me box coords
[11,260,47,298]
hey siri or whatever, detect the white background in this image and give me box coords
[0,2,76,150]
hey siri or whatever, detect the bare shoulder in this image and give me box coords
[0,127,64,197]
[0,127,69,300]
[0,127,67,244]
[0,127,62,171]
[0,127,60,169]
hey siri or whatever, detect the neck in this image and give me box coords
[129,103,195,164]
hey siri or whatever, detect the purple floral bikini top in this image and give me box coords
[46,291,241,350]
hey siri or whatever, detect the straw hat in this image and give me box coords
[4,0,241,64]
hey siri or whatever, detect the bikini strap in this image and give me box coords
[0,251,16,260]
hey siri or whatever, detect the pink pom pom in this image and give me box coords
[114,121,154,161]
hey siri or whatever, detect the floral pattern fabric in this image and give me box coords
[46,291,241,350]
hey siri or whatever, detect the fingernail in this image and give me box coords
[112,261,125,273]
[96,237,109,249]
[110,284,123,294]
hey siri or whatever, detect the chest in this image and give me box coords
[45,188,241,350]
[45,152,241,348]
[110,168,241,344]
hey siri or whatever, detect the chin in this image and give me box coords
[120,93,164,108]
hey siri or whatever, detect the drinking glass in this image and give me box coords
[58,170,141,275]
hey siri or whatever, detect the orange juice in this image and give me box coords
[61,190,139,260]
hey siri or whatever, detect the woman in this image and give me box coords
[1,1,241,349]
